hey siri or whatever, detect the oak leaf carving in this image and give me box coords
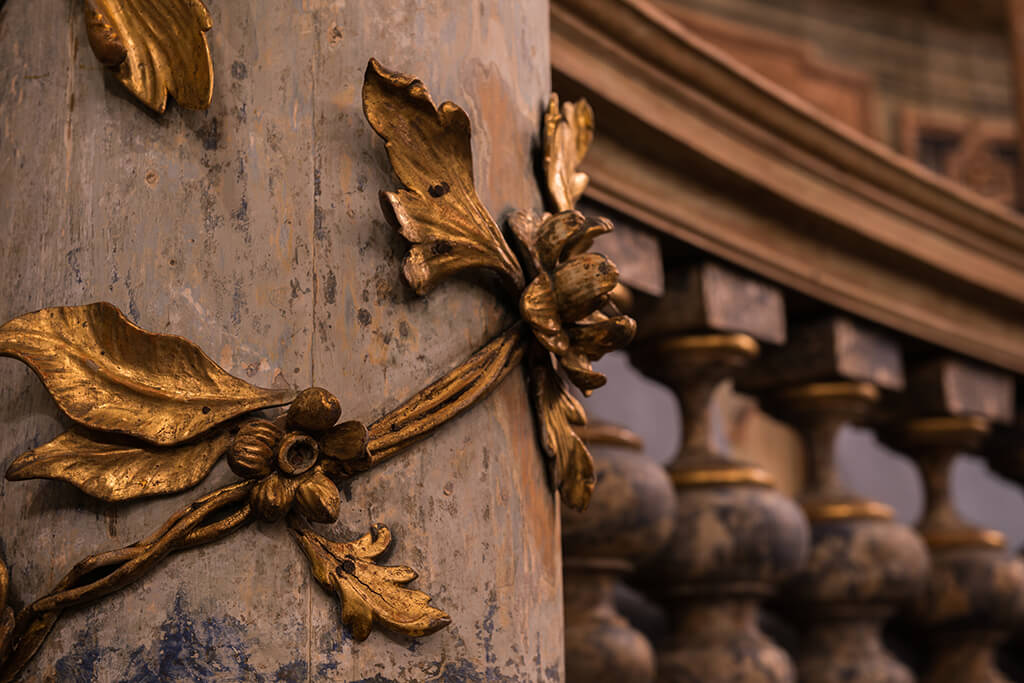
[530,356,595,511]
[6,427,233,502]
[543,94,594,213]
[0,303,294,446]
[362,58,524,296]
[290,522,451,641]
[84,0,214,113]
[0,557,11,665]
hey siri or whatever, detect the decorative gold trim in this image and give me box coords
[775,381,880,404]
[924,527,1006,550]
[671,465,776,488]
[804,500,894,522]
[652,332,760,358]
[889,415,991,451]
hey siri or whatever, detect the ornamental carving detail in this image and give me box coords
[0,60,632,680]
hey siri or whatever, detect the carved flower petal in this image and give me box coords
[530,360,595,511]
[569,315,637,360]
[295,470,342,524]
[364,60,524,295]
[564,216,614,260]
[520,274,570,356]
[534,211,586,270]
[319,420,370,477]
[506,209,545,277]
[253,473,300,521]
[560,350,607,396]
[552,254,619,322]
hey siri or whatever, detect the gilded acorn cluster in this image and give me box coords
[228,387,368,523]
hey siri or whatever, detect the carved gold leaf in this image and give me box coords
[84,0,214,114]
[290,522,451,641]
[543,94,594,213]
[6,427,233,502]
[0,303,294,445]
[0,557,11,665]
[530,356,595,511]
[362,59,525,295]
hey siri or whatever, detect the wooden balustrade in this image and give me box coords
[630,261,810,683]
[742,316,930,683]
[561,423,675,683]
[880,358,1024,683]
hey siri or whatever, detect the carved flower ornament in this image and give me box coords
[227,388,368,523]
[0,59,632,680]
[364,60,636,510]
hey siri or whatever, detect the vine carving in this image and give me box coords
[0,59,632,680]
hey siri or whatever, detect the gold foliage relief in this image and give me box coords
[290,522,451,641]
[0,58,636,679]
[543,94,595,213]
[363,59,525,296]
[6,427,233,502]
[0,303,293,446]
[364,59,634,511]
[84,0,214,113]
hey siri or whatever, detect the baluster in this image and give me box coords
[631,262,810,683]
[742,316,930,683]
[881,358,1024,683]
[985,402,1024,679]
[562,423,675,683]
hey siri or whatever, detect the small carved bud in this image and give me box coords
[253,474,299,521]
[228,419,283,479]
[294,470,342,523]
[84,2,127,67]
[287,387,342,432]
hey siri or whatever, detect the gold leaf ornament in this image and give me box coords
[0,303,294,446]
[6,427,233,502]
[543,94,594,213]
[0,557,12,664]
[83,0,214,114]
[530,354,595,511]
[362,59,525,296]
[290,522,451,641]
[363,62,635,512]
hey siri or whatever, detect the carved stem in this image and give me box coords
[366,322,527,463]
[0,481,254,682]
[3,322,533,680]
